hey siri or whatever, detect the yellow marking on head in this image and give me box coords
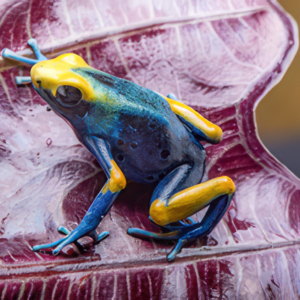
[30,53,96,101]
[150,176,235,226]
[163,96,223,144]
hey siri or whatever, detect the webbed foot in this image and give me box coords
[127,226,189,262]
[2,38,47,85]
[57,226,109,246]
[33,182,121,256]
[32,225,109,255]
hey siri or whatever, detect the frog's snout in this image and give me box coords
[30,60,66,96]
[31,62,45,89]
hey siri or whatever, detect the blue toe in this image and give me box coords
[57,226,70,235]
[97,231,109,242]
[167,239,185,261]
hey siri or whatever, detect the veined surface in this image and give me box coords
[0,0,299,298]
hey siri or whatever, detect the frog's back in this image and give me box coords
[80,69,206,183]
[115,78,172,118]
[77,68,172,119]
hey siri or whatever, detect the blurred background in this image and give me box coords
[256,0,300,177]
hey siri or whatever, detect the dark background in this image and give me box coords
[257,0,300,178]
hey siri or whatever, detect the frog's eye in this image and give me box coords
[56,85,82,107]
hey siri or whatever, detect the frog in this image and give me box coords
[2,39,235,261]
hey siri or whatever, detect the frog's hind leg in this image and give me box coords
[166,193,233,261]
[128,164,235,261]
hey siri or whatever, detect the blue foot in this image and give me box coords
[127,227,188,260]
[57,225,70,235]
[127,227,182,240]
[2,38,47,66]
[127,225,199,261]
[32,236,68,253]
[2,38,47,85]
[32,225,109,255]
[15,76,32,85]
[27,38,47,61]
[2,48,39,65]
[167,239,186,261]
[95,231,109,243]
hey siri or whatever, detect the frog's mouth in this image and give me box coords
[34,83,84,108]
[33,84,55,107]
[33,85,65,117]
[33,84,92,122]
[33,85,75,123]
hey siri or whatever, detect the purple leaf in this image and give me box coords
[0,0,299,298]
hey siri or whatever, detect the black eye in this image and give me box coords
[56,85,82,107]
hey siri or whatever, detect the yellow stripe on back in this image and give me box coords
[163,96,223,144]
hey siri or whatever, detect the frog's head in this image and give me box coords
[2,40,101,120]
[30,53,97,120]
[2,40,117,140]
[2,40,119,139]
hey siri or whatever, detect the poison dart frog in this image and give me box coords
[2,39,235,261]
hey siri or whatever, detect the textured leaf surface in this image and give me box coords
[0,0,299,298]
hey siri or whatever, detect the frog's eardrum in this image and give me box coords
[0,0,299,298]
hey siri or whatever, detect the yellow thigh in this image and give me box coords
[149,176,235,226]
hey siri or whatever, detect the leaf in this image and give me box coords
[0,0,299,298]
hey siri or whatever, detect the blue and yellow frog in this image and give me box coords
[2,39,235,261]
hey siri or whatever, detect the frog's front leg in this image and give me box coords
[128,164,235,261]
[33,136,126,255]
[163,93,223,144]
[33,187,119,254]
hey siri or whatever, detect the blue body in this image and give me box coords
[2,39,234,261]
[38,68,206,184]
